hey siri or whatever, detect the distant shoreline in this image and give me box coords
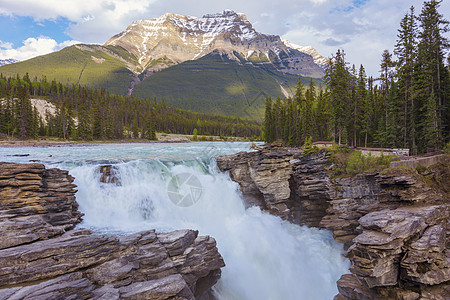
[0,134,255,148]
[0,140,185,148]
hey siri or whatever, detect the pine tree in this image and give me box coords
[92,92,104,140]
[77,99,92,140]
[315,88,330,141]
[293,78,305,144]
[30,107,40,139]
[386,79,400,147]
[264,97,274,143]
[325,49,351,144]
[362,77,375,147]
[273,97,282,141]
[416,0,450,151]
[144,109,157,140]
[301,78,315,141]
[377,50,396,147]
[395,6,418,149]
[422,90,440,149]
[356,65,367,147]
[17,86,32,139]
[286,98,295,146]
[0,99,4,134]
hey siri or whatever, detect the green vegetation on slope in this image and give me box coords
[0,74,261,141]
[0,45,134,95]
[132,52,322,120]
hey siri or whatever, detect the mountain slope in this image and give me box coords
[0,45,136,95]
[132,51,316,119]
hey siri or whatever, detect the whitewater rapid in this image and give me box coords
[0,142,349,300]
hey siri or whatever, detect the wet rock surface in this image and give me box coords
[217,148,450,299]
[99,164,120,185]
[0,162,225,300]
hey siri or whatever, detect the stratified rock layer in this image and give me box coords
[217,148,450,299]
[0,162,225,300]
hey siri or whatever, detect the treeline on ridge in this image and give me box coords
[264,0,450,154]
[0,74,262,140]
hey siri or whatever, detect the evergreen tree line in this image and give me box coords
[264,0,450,154]
[0,75,261,140]
[263,78,330,147]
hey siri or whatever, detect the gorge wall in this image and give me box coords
[0,162,225,300]
[216,147,449,300]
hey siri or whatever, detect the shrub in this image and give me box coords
[444,142,450,155]
[329,148,396,175]
[301,136,318,155]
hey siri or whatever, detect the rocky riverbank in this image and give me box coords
[0,162,225,300]
[217,146,449,299]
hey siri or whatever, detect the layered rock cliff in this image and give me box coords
[216,147,449,299]
[0,162,225,300]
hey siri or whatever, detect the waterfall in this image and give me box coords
[0,142,349,299]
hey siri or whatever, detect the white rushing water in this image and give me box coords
[0,142,349,300]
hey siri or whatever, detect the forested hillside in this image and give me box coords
[0,75,261,140]
[264,0,449,154]
[131,52,310,119]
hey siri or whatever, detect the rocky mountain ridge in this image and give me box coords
[105,10,325,78]
[216,148,449,299]
[283,40,329,67]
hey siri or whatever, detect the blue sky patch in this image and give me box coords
[353,0,370,8]
[329,0,370,14]
[0,16,73,46]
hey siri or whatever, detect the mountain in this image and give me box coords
[105,10,324,78]
[283,40,328,67]
[0,10,326,119]
[0,59,19,66]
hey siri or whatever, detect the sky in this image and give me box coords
[0,0,449,76]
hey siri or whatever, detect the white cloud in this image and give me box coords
[0,0,155,43]
[0,36,79,61]
[0,0,449,75]
[0,41,13,50]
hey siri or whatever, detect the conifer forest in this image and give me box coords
[264,0,449,154]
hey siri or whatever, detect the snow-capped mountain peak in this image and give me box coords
[105,10,325,78]
[0,58,19,66]
[283,40,329,67]
[106,10,259,65]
